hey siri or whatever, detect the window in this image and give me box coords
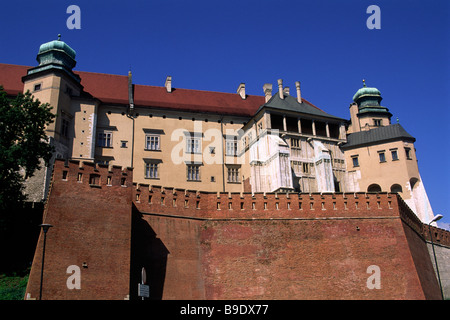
[96,159,110,165]
[34,83,41,91]
[89,174,101,186]
[390,184,403,193]
[121,141,128,148]
[227,166,240,183]
[61,119,69,138]
[391,149,398,161]
[303,162,309,174]
[368,184,382,192]
[226,139,238,156]
[187,164,200,181]
[374,119,382,126]
[97,131,112,148]
[145,162,159,179]
[186,138,201,154]
[145,135,160,151]
[405,147,412,160]
[352,156,359,167]
[291,138,300,148]
[378,152,386,163]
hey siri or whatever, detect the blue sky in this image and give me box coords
[1,0,449,227]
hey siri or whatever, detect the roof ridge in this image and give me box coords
[134,83,266,98]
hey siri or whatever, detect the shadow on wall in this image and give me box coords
[130,204,169,300]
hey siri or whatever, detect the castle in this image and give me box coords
[0,36,434,223]
[0,36,448,299]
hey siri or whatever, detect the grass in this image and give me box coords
[0,271,29,300]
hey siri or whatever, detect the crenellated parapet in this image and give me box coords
[52,158,133,189]
[48,158,448,242]
[133,182,406,220]
[47,159,432,227]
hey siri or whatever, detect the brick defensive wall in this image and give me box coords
[25,159,446,299]
[25,159,133,300]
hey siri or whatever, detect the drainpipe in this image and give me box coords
[221,116,225,192]
[126,70,135,168]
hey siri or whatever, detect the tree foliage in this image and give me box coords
[0,86,55,210]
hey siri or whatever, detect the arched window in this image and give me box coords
[367,184,382,192]
[390,184,403,193]
[410,178,419,190]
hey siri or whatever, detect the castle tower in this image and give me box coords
[23,34,83,152]
[21,36,98,202]
[343,81,434,223]
[348,80,392,133]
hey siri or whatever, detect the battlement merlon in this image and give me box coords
[53,158,133,187]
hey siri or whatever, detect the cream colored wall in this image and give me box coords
[95,105,133,166]
[70,99,99,161]
[95,106,247,192]
[343,140,419,197]
[358,114,391,131]
[24,73,82,141]
[24,73,62,138]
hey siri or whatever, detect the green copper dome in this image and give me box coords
[28,34,80,83]
[35,34,77,71]
[352,79,391,117]
[38,36,76,60]
[352,80,381,102]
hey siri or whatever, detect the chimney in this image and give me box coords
[128,70,134,110]
[349,102,361,133]
[237,83,246,99]
[263,83,272,103]
[165,76,172,93]
[278,79,284,99]
[295,81,302,103]
[283,86,290,95]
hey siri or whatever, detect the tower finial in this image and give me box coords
[362,79,366,87]
[58,34,61,41]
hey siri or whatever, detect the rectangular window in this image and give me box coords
[121,141,128,148]
[145,162,159,179]
[186,138,201,154]
[352,156,359,167]
[303,162,309,174]
[97,131,112,148]
[145,135,160,151]
[378,152,386,162]
[227,166,240,183]
[391,149,398,161]
[226,139,238,156]
[291,138,300,148]
[405,147,412,160]
[374,119,382,126]
[34,83,41,91]
[187,165,200,181]
[61,119,69,138]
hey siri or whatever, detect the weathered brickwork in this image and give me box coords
[26,159,447,299]
[25,159,133,300]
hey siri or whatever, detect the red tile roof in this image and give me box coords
[0,63,322,117]
[0,63,29,95]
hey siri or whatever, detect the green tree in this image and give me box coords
[0,86,55,210]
